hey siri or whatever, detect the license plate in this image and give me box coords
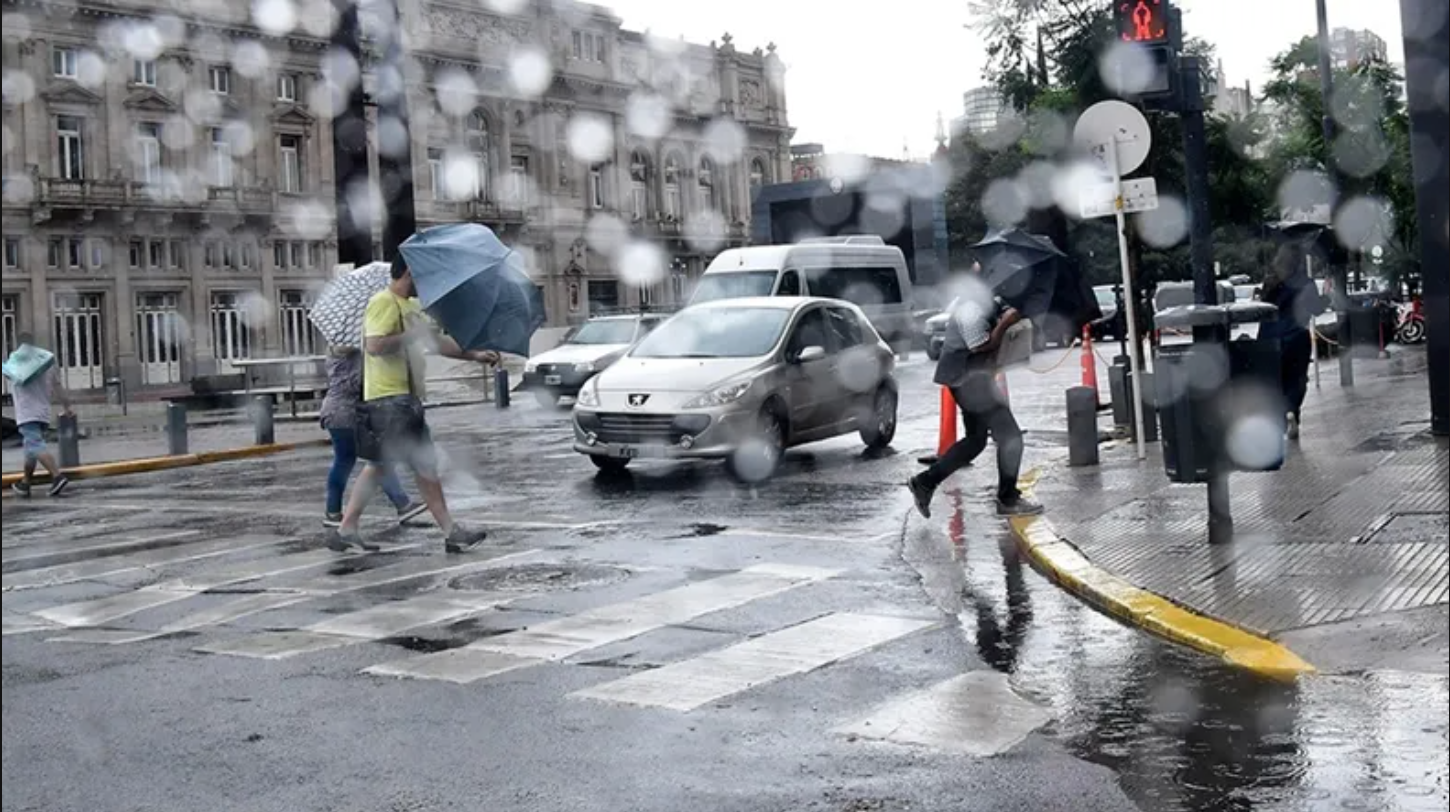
[615,445,665,459]
[544,374,561,385]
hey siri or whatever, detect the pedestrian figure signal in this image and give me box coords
[1115,0,1169,45]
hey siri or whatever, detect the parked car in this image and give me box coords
[572,297,899,482]
[522,313,666,407]
[1090,285,1121,341]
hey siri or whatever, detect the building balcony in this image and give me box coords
[28,177,279,219]
[417,197,528,225]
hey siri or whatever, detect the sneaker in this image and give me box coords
[325,528,380,553]
[906,476,934,520]
[47,476,70,497]
[444,525,488,554]
[1286,413,1300,441]
[396,501,428,526]
[322,512,343,528]
[11,481,31,499]
[997,497,1044,517]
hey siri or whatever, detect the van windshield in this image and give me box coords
[690,271,778,304]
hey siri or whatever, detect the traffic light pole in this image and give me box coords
[1398,0,1449,435]
[1315,0,1354,388]
[330,0,373,268]
[373,0,417,260]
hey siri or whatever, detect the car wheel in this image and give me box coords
[859,386,898,450]
[1397,319,1426,344]
[589,455,630,474]
[533,389,560,409]
[726,404,785,483]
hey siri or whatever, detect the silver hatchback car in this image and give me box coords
[572,297,899,481]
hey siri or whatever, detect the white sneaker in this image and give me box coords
[1286,413,1300,441]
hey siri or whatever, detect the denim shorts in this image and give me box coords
[18,421,48,459]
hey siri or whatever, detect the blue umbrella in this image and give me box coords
[398,223,546,357]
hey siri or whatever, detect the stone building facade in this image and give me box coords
[0,0,791,394]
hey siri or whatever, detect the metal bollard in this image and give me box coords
[251,395,275,446]
[1066,386,1100,467]
[166,401,188,456]
[494,367,510,409]
[1134,371,1159,443]
[57,412,80,469]
[1108,361,1132,428]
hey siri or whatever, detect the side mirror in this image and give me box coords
[794,345,826,364]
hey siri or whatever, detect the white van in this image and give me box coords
[688,236,915,346]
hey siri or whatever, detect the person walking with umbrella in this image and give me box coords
[5,332,72,498]
[318,343,426,528]
[907,265,1043,519]
[328,257,498,553]
[1260,244,1324,441]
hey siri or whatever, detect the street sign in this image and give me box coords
[1073,100,1152,176]
[1079,177,1160,219]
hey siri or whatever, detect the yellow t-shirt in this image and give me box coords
[362,290,428,402]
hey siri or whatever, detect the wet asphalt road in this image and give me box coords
[3,357,1447,812]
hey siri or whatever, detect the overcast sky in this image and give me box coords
[600,0,1407,159]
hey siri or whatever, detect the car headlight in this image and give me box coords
[573,361,595,374]
[682,380,752,409]
[524,360,539,373]
[576,377,601,407]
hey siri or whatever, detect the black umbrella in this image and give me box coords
[972,229,1067,318]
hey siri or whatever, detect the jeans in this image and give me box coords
[327,427,409,514]
[1281,331,1312,422]
[18,421,47,460]
[919,371,1024,503]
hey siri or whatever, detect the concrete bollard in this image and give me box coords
[495,367,510,409]
[57,412,80,469]
[1066,386,1100,467]
[166,401,188,456]
[251,395,275,446]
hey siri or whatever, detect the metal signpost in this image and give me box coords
[1074,100,1157,460]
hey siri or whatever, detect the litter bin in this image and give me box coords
[105,377,127,413]
[1154,303,1285,484]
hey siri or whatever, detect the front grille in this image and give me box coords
[594,412,680,444]
[536,363,560,375]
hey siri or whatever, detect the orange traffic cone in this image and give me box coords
[918,386,959,465]
[1081,324,1100,406]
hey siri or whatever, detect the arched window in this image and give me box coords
[749,158,767,191]
[663,153,682,219]
[629,150,651,220]
[697,157,717,211]
[466,110,489,200]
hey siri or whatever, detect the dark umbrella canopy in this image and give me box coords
[972,229,1068,318]
[399,223,546,357]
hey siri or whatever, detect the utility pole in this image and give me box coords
[330,0,373,267]
[1398,0,1449,434]
[1179,54,1214,310]
[372,0,416,260]
[1314,0,1354,387]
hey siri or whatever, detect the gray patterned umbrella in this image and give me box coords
[308,262,392,349]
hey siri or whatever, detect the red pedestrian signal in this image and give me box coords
[1115,0,1169,44]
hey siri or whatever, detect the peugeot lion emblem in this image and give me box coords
[628,394,650,407]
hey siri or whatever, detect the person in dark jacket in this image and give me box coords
[319,346,425,527]
[907,270,1043,519]
[1259,246,1323,440]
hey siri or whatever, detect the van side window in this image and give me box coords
[777,270,802,296]
[804,266,903,306]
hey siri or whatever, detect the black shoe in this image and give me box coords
[47,476,70,497]
[907,476,934,519]
[325,528,380,553]
[444,525,488,554]
[11,481,31,499]
[997,497,1044,517]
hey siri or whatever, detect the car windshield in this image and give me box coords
[1095,289,1116,307]
[690,271,778,303]
[569,319,639,345]
[632,307,790,359]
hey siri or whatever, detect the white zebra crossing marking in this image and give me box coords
[571,613,936,711]
[363,564,841,684]
[834,671,1054,756]
[47,593,310,645]
[2,534,284,592]
[31,547,364,628]
[2,530,201,569]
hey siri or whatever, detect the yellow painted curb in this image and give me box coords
[1,439,330,490]
[1006,499,1315,683]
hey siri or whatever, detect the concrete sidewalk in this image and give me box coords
[1026,348,1448,675]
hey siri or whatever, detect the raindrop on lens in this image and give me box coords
[508,47,553,98]
[251,0,297,37]
[615,242,666,288]
[1225,414,1282,470]
[567,115,613,164]
[1135,196,1188,248]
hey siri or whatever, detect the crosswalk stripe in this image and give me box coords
[47,593,309,645]
[1,516,150,551]
[30,546,358,628]
[833,671,1054,756]
[2,613,60,636]
[571,613,936,711]
[3,530,202,571]
[198,594,507,660]
[363,564,840,684]
[2,534,283,592]
[277,549,540,596]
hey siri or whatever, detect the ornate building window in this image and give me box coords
[663,153,682,219]
[466,110,490,200]
[629,150,651,220]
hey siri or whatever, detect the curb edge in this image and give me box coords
[1,439,330,490]
[1006,512,1317,683]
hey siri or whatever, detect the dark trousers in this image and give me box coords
[327,428,409,515]
[1281,331,1312,421]
[920,371,1024,503]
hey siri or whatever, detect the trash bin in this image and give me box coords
[105,377,124,406]
[1153,303,1285,484]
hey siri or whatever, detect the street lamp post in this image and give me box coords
[1314,0,1354,387]
[329,0,372,268]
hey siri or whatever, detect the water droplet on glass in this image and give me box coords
[981,178,1028,228]
[433,69,478,118]
[684,209,728,253]
[1099,41,1157,97]
[1135,195,1188,248]
[2,69,36,105]
[1333,195,1393,249]
[585,213,628,258]
[252,0,297,37]
[508,46,553,98]
[231,40,271,79]
[614,241,666,289]
[567,114,614,164]
[626,92,672,142]
[76,51,107,90]
[702,118,746,164]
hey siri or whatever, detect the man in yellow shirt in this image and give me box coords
[329,257,499,554]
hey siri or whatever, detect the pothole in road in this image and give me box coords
[447,562,630,593]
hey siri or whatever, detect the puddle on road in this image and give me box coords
[917,496,1450,812]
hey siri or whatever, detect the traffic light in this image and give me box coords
[1114,0,1170,45]
[1112,0,1180,108]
